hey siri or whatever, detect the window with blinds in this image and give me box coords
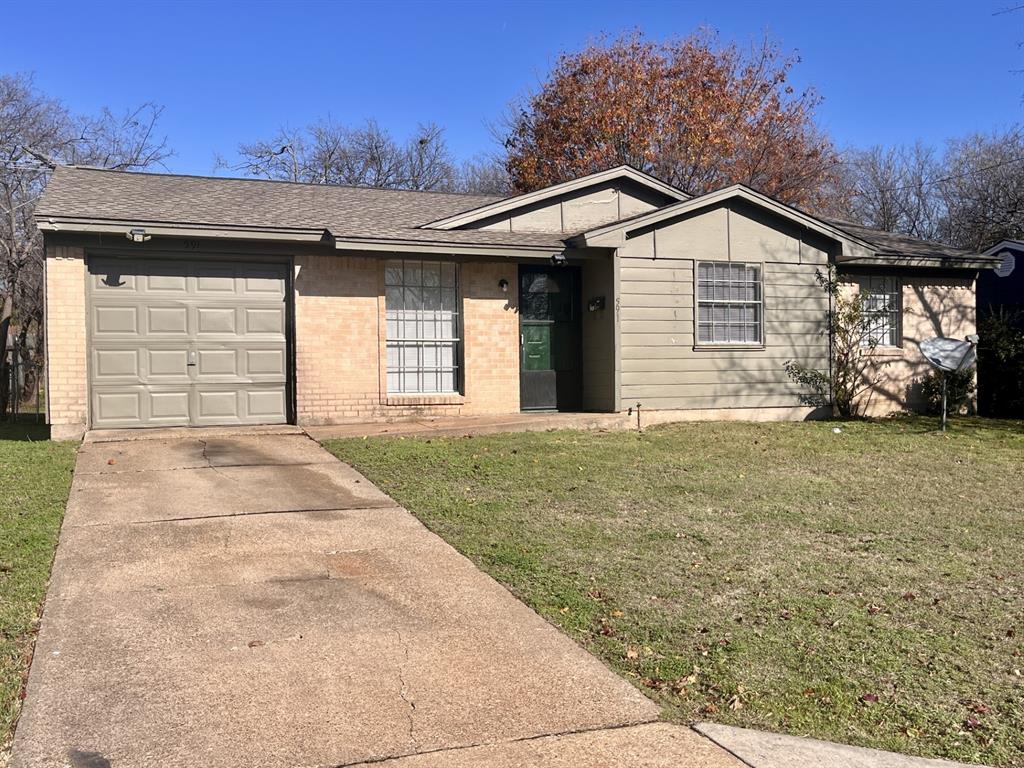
[696,262,763,345]
[859,275,901,347]
[385,259,461,394]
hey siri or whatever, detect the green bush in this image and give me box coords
[918,368,976,416]
[977,309,1024,418]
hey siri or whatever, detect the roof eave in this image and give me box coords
[838,253,1000,270]
[36,216,331,243]
[333,237,566,259]
[983,239,1024,255]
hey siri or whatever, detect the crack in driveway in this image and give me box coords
[394,629,418,752]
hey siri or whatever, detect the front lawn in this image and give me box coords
[0,425,76,757]
[324,417,1024,766]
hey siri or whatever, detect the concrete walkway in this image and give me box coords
[694,723,987,768]
[11,432,740,768]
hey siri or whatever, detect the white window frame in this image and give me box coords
[384,259,462,395]
[695,261,764,347]
[858,275,902,348]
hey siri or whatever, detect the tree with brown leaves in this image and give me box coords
[504,31,839,209]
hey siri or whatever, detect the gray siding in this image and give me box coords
[616,201,831,411]
[472,179,673,234]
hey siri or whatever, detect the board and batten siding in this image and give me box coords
[470,179,671,234]
[616,201,831,411]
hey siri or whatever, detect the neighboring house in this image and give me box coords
[977,240,1024,416]
[36,165,997,438]
[979,240,1023,315]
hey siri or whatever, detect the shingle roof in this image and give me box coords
[38,166,993,266]
[36,166,568,250]
[822,217,984,263]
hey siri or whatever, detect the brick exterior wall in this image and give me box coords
[294,253,519,425]
[843,274,977,417]
[45,245,88,439]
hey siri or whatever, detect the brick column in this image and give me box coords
[45,245,88,439]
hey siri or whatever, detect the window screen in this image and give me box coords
[385,260,460,394]
[859,275,901,347]
[696,262,763,345]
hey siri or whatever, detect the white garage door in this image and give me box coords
[87,258,290,428]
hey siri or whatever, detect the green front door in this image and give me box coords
[519,266,581,411]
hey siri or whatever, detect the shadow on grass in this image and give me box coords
[0,420,50,442]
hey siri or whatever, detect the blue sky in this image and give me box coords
[4,0,1022,175]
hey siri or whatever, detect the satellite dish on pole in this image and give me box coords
[918,335,979,431]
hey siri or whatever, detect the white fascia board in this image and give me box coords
[333,238,564,259]
[37,217,329,242]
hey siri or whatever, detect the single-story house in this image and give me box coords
[36,164,998,439]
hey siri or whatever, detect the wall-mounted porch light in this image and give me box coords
[498,278,509,293]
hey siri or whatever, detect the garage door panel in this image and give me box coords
[88,257,289,428]
[93,305,139,335]
[246,349,286,376]
[147,305,190,335]
[196,349,239,377]
[94,390,142,424]
[195,266,238,293]
[93,349,140,379]
[244,274,286,296]
[92,270,136,292]
[149,390,191,422]
[244,307,285,335]
[247,388,286,418]
[145,272,189,293]
[196,389,240,420]
[147,348,191,379]
[197,307,238,334]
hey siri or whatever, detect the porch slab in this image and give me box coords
[306,412,635,440]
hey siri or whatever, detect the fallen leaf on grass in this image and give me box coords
[859,693,879,706]
[963,716,983,731]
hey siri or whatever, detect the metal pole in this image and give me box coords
[941,374,948,433]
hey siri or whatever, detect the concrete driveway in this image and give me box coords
[11,429,740,768]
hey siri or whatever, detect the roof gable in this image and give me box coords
[419,165,688,231]
[573,184,998,269]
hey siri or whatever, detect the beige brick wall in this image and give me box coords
[45,245,88,438]
[845,274,977,417]
[293,253,519,425]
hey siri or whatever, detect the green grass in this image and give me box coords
[324,417,1024,766]
[0,424,75,756]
